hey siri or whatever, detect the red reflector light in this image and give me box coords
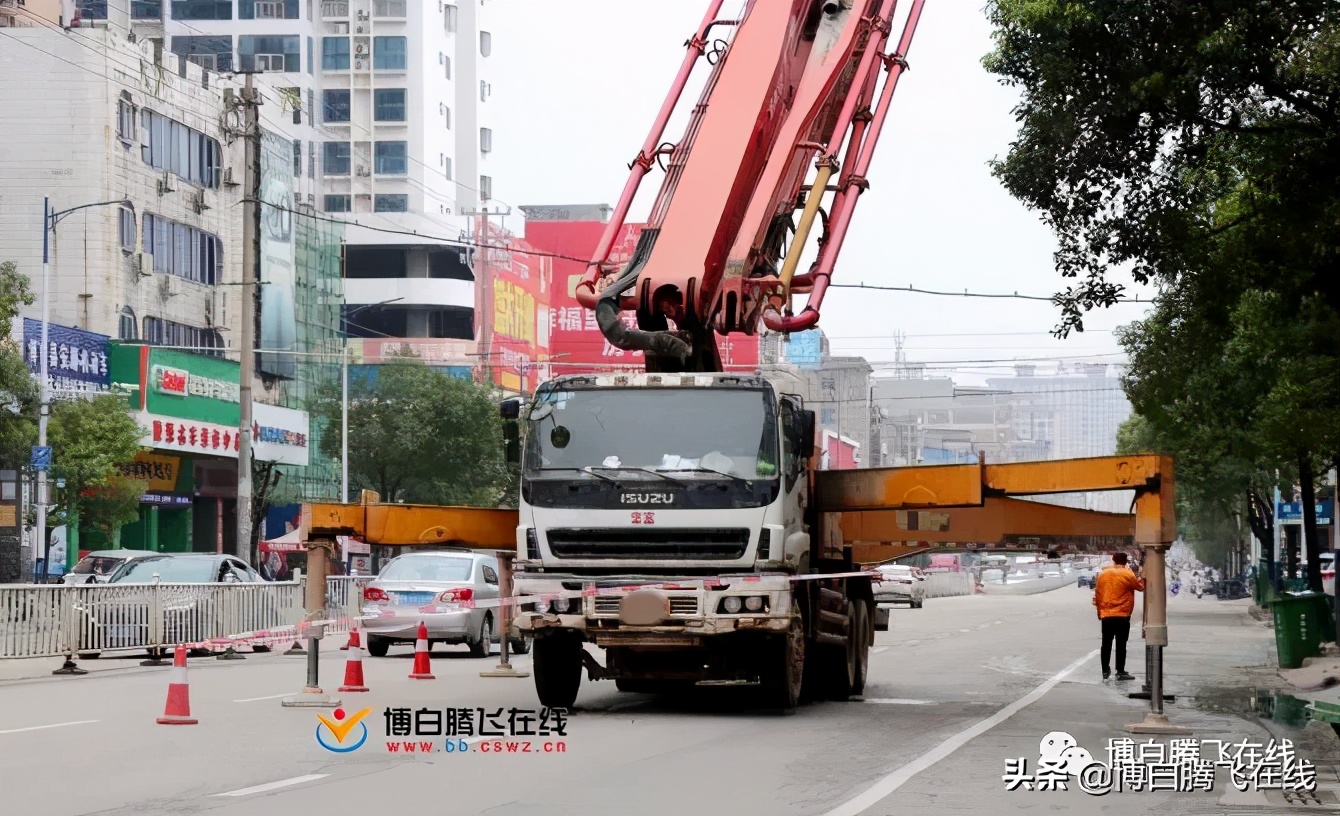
[437,587,474,603]
[363,586,388,602]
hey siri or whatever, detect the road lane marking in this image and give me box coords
[215,774,329,797]
[0,720,96,735]
[903,640,920,646]
[823,648,1098,816]
[233,693,291,702]
[863,698,935,706]
[958,628,971,633]
[870,646,890,655]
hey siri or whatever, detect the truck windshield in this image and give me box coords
[524,387,778,480]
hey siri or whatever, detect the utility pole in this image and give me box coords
[36,198,51,580]
[237,73,260,562]
[462,204,511,380]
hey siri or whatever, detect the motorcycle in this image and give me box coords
[1170,579,1181,596]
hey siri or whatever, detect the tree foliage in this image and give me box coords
[312,360,510,506]
[987,1,1340,584]
[0,261,37,468]
[49,394,146,526]
[80,476,149,546]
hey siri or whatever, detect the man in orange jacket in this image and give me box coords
[1093,552,1145,681]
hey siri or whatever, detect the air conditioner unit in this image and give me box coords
[157,171,174,195]
[190,191,209,214]
[136,252,153,277]
[222,167,238,186]
[355,165,370,177]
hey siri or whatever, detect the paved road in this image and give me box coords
[0,588,1301,816]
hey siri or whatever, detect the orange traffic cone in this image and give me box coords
[339,629,370,693]
[156,646,198,725]
[408,622,434,680]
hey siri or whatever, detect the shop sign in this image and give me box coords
[252,402,310,467]
[151,364,240,403]
[117,453,181,492]
[22,318,111,393]
[141,493,192,507]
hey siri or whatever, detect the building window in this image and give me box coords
[373,36,407,70]
[480,31,491,58]
[76,0,109,18]
[117,96,136,141]
[132,1,163,20]
[307,36,314,74]
[373,89,406,121]
[119,208,136,253]
[140,110,222,188]
[308,140,315,179]
[292,140,302,176]
[444,156,452,180]
[142,317,224,356]
[444,106,451,129]
[374,141,408,175]
[480,175,492,201]
[324,142,351,175]
[444,55,451,80]
[119,307,138,341]
[444,3,456,32]
[480,80,490,102]
[322,37,350,70]
[170,0,232,20]
[323,89,350,122]
[373,0,406,16]
[142,214,223,285]
[238,35,300,72]
[171,35,234,72]
[480,127,492,154]
[239,0,298,19]
[325,195,352,212]
[374,194,409,213]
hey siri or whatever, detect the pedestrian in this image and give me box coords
[1093,552,1145,681]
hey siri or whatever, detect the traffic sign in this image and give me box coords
[31,446,52,472]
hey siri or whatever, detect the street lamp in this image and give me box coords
[38,196,133,576]
[341,298,402,503]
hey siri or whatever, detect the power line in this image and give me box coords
[829,282,1150,303]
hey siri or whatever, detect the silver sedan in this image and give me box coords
[360,551,504,658]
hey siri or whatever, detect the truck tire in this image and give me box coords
[851,599,870,696]
[533,633,583,709]
[827,603,861,700]
[762,617,805,709]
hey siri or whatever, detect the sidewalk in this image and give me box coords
[875,592,1340,815]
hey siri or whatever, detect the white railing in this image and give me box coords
[327,575,373,619]
[0,579,306,659]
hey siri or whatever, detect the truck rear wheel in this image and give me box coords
[762,617,804,709]
[827,603,861,700]
[851,599,870,696]
[533,633,583,709]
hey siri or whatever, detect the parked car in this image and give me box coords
[1322,552,1335,596]
[1076,572,1096,589]
[78,555,277,657]
[62,549,158,585]
[873,564,926,609]
[360,550,527,658]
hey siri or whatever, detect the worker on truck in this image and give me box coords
[1093,552,1145,682]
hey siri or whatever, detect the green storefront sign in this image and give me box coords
[108,344,241,425]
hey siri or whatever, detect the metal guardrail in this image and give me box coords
[327,575,372,619]
[0,579,305,659]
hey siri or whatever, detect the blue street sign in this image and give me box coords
[31,445,52,472]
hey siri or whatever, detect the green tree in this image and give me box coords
[80,475,149,548]
[0,261,38,468]
[48,394,146,553]
[311,359,510,506]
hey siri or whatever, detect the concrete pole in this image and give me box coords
[237,73,259,563]
[340,340,348,504]
[481,551,529,678]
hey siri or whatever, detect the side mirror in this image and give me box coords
[799,410,816,460]
[499,398,521,420]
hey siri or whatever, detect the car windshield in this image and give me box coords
[73,556,131,576]
[379,556,473,583]
[524,386,778,479]
[112,558,216,583]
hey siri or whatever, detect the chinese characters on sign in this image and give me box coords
[382,707,567,738]
[149,417,238,454]
[1003,732,1317,795]
[117,453,180,492]
[150,364,240,402]
[22,318,110,394]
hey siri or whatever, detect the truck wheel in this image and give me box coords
[762,617,805,709]
[533,633,583,709]
[827,603,861,700]
[851,600,870,696]
[509,635,531,655]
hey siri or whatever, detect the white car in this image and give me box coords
[1323,552,1335,596]
[874,564,926,609]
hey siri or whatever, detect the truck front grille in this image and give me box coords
[591,595,700,617]
[547,528,750,560]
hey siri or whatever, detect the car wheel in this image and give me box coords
[912,598,923,609]
[469,616,493,658]
[366,635,390,658]
[252,644,271,653]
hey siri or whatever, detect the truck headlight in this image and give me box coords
[744,596,764,612]
[722,596,742,614]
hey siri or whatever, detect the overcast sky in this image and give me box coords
[487,0,1154,381]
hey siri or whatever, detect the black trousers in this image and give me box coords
[1100,616,1131,674]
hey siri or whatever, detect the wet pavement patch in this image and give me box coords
[1188,687,1318,730]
